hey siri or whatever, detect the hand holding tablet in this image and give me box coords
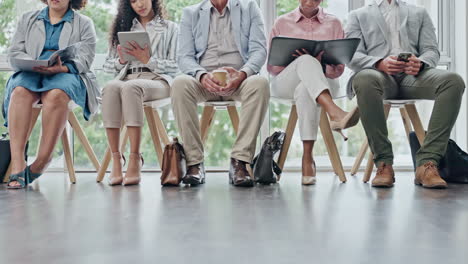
[117,31,152,63]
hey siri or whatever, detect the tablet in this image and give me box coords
[117,31,152,62]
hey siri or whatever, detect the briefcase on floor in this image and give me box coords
[160,138,186,186]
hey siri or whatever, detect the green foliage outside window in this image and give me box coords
[0,0,369,170]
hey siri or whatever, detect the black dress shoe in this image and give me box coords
[229,158,254,187]
[182,163,206,186]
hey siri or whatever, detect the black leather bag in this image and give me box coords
[409,131,468,183]
[0,133,28,182]
[0,133,11,182]
[251,131,285,185]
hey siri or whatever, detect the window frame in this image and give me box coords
[0,0,461,171]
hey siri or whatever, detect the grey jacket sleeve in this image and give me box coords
[345,11,383,72]
[417,9,440,67]
[240,1,267,75]
[71,15,96,74]
[8,13,35,61]
[177,8,206,77]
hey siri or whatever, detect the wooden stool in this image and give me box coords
[350,100,426,182]
[199,101,254,174]
[273,98,347,183]
[3,103,101,184]
[200,101,240,143]
[96,98,171,182]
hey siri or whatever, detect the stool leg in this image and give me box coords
[96,126,128,182]
[97,147,111,182]
[145,106,164,167]
[227,106,240,135]
[363,152,374,183]
[404,104,425,145]
[351,140,368,176]
[276,105,298,181]
[68,112,100,171]
[400,108,413,141]
[200,106,216,144]
[320,110,346,183]
[61,129,76,184]
[152,108,170,146]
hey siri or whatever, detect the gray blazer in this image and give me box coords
[345,1,440,98]
[8,10,100,116]
[177,0,267,77]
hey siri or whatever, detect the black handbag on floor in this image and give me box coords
[409,131,468,183]
[0,133,11,182]
[251,131,285,185]
[0,133,29,182]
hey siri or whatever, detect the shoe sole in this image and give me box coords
[371,183,394,188]
[256,177,277,185]
[183,176,205,186]
[414,180,447,189]
[230,178,254,187]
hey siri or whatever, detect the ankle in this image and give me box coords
[10,160,27,174]
[31,159,50,173]
[302,155,314,163]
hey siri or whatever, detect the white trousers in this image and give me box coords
[271,55,340,141]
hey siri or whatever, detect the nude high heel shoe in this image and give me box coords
[108,152,125,186]
[302,161,317,186]
[329,106,360,141]
[123,153,144,186]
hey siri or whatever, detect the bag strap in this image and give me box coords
[251,155,259,167]
[272,160,282,176]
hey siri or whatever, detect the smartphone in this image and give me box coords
[397,52,412,62]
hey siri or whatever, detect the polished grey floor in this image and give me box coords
[0,171,467,264]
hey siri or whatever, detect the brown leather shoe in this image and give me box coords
[229,158,254,187]
[182,163,206,185]
[371,162,395,188]
[415,161,448,189]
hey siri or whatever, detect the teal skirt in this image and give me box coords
[2,71,89,127]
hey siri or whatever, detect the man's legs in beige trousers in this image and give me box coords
[171,74,270,177]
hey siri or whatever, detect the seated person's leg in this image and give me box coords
[294,83,321,185]
[6,86,41,187]
[227,75,269,186]
[32,89,71,173]
[400,69,466,188]
[352,69,398,187]
[171,75,217,185]
[101,80,125,186]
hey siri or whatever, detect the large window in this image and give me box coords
[268,0,450,169]
[0,0,457,171]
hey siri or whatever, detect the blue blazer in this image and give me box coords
[177,0,267,77]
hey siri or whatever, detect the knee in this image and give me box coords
[352,69,385,95]
[247,76,270,102]
[10,86,38,104]
[444,72,466,95]
[102,80,123,97]
[295,54,321,69]
[171,75,196,101]
[42,89,70,107]
[121,81,144,98]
